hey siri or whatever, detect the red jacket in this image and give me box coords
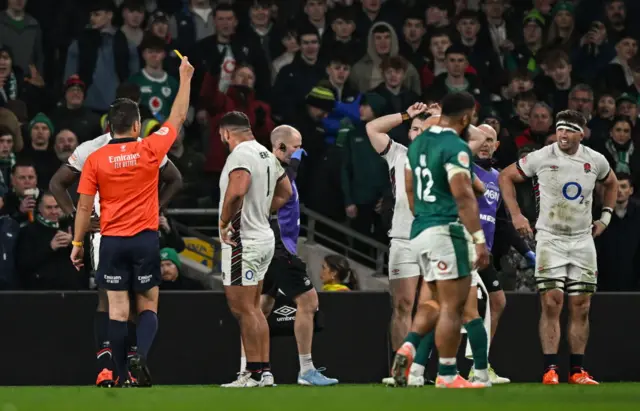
[199,73,274,172]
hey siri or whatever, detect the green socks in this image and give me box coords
[404,332,422,349]
[464,317,488,370]
[414,331,435,366]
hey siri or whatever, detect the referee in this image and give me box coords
[70,57,194,387]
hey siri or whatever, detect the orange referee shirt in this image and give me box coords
[78,122,178,237]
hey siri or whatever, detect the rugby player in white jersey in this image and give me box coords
[366,102,489,386]
[217,111,293,388]
[49,123,182,388]
[499,110,618,385]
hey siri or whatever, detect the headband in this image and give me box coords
[556,120,583,133]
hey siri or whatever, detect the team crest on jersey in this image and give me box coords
[120,144,127,152]
[457,151,470,168]
[584,163,591,174]
[437,261,448,271]
[550,165,559,171]
[161,87,172,97]
[150,96,163,112]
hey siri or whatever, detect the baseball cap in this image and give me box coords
[64,75,85,92]
[616,93,637,106]
[148,10,169,25]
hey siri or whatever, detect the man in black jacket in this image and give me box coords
[49,75,102,143]
[0,160,39,226]
[17,191,86,290]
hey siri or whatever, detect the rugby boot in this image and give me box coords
[260,371,276,387]
[436,374,488,388]
[128,354,152,387]
[96,368,115,388]
[391,343,415,387]
[569,369,599,385]
[221,371,261,387]
[298,368,338,386]
[542,367,560,385]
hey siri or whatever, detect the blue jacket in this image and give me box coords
[324,95,362,145]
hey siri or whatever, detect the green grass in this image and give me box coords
[0,384,639,411]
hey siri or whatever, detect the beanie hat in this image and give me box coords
[64,75,86,93]
[523,10,545,28]
[551,1,575,17]
[305,86,336,113]
[160,247,182,270]
[361,92,386,117]
[28,112,54,136]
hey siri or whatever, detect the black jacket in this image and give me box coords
[0,216,19,290]
[423,73,488,108]
[48,105,102,143]
[77,28,130,90]
[371,83,420,147]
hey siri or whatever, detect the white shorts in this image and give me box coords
[221,240,274,286]
[535,231,597,294]
[90,232,101,272]
[389,238,420,280]
[411,223,477,283]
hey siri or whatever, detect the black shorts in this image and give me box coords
[97,230,161,292]
[478,254,502,293]
[263,254,314,299]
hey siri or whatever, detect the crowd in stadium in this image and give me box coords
[0,0,639,293]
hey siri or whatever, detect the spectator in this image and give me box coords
[0,213,19,290]
[339,92,390,252]
[424,44,487,106]
[354,0,399,41]
[545,1,580,53]
[594,116,640,175]
[572,20,615,84]
[603,0,634,45]
[0,45,48,117]
[420,28,453,90]
[159,248,204,290]
[493,69,535,120]
[241,0,284,74]
[615,93,640,142]
[626,53,640,99]
[120,0,146,47]
[21,112,59,189]
[158,213,185,252]
[322,5,364,62]
[372,56,419,146]
[456,9,502,91]
[589,92,617,143]
[534,50,578,112]
[0,0,44,73]
[146,10,179,78]
[272,25,325,123]
[0,125,15,188]
[48,75,101,143]
[320,254,357,291]
[167,127,207,208]
[504,89,537,139]
[596,173,640,291]
[480,0,518,69]
[514,101,553,150]
[303,0,329,41]
[129,34,178,122]
[425,1,451,29]
[98,82,160,137]
[194,4,269,99]
[567,83,594,121]
[598,32,638,94]
[169,0,216,54]
[63,0,140,113]
[398,9,428,76]
[53,129,78,164]
[0,106,22,152]
[505,10,545,77]
[350,22,420,95]
[271,25,299,83]
[17,191,85,290]
[202,63,274,179]
[1,160,38,225]
[322,53,359,145]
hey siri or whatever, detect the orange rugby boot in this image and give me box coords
[435,374,488,388]
[542,367,560,385]
[96,368,115,387]
[569,369,599,385]
[391,343,415,387]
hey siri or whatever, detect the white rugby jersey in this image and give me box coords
[381,140,413,239]
[219,140,285,243]
[517,143,610,237]
[67,133,169,215]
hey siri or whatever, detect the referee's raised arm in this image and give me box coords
[145,56,195,160]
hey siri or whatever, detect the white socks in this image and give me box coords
[240,356,246,373]
[299,353,315,374]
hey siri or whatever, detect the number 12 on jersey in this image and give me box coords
[415,154,435,202]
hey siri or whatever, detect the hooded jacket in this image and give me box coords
[349,22,421,95]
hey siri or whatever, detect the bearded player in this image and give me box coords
[49,116,182,387]
[499,110,618,385]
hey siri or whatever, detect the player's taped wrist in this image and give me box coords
[472,230,486,244]
[400,111,411,121]
[598,208,613,227]
[71,241,83,247]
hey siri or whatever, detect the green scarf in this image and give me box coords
[0,152,16,168]
[605,139,634,174]
[36,213,59,229]
[0,71,18,102]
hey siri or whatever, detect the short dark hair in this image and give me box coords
[372,24,391,35]
[445,43,468,58]
[404,8,424,24]
[115,82,141,102]
[555,109,587,128]
[611,115,634,130]
[441,92,476,117]
[219,111,251,130]
[11,158,36,175]
[327,51,352,67]
[297,23,319,42]
[616,171,633,186]
[380,55,408,72]
[544,49,570,69]
[456,9,480,23]
[108,98,141,135]
[429,27,452,41]
[214,3,235,16]
[514,90,537,104]
[139,34,166,52]
[0,125,15,139]
[330,5,355,23]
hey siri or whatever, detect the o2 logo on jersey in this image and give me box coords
[245,270,254,280]
[562,182,585,204]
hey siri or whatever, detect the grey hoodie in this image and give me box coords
[0,11,43,74]
[349,21,421,95]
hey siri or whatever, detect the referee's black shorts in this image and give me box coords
[97,230,161,292]
[263,254,314,299]
[478,254,502,293]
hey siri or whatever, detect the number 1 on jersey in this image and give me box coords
[414,154,436,202]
